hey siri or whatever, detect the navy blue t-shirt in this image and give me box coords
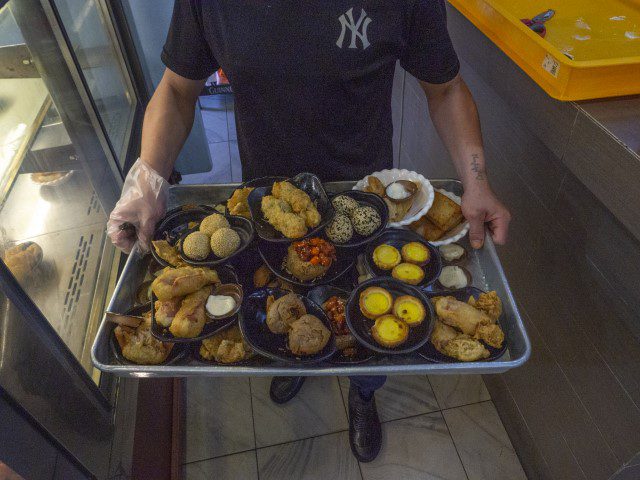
[162,1,459,182]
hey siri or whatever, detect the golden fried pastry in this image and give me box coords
[169,286,211,338]
[254,264,273,288]
[468,291,503,322]
[152,266,219,301]
[272,181,321,228]
[430,319,459,351]
[152,240,184,267]
[372,244,401,270]
[363,175,385,196]
[474,324,505,349]
[2,242,43,281]
[434,296,492,335]
[427,191,464,232]
[412,217,445,241]
[401,242,430,266]
[441,336,490,361]
[391,263,425,285]
[154,297,183,328]
[384,197,412,223]
[227,187,254,218]
[114,312,173,365]
[266,293,307,334]
[371,315,409,348]
[199,325,254,363]
[393,295,426,327]
[359,287,393,319]
[288,314,331,355]
[261,195,308,238]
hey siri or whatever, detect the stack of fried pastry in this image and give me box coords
[411,191,464,241]
[114,310,174,365]
[199,324,254,363]
[261,181,321,238]
[430,291,504,361]
[227,187,254,218]
[151,266,220,338]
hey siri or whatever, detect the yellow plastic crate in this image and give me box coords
[449,0,640,100]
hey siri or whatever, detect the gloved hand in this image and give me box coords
[107,159,169,254]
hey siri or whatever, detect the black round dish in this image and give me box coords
[418,286,508,363]
[151,207,215,267]
[307,285,375,364]
[325,190,389,248]
[238,288,337,364]
[257,241,356,288]
[150,264,240,343]
[246,172,335,243]
[178,214,255,267]
[365,228,442,288]
[110,303,189,365]
[241,176,287,189]
[345,277,435,355]
[164,203,219,219]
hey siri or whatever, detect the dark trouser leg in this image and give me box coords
[348,375,387,400]
[347,376,385,462]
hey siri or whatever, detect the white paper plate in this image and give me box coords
[428,189,469,246]
[352,169,434,227]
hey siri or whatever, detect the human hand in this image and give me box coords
[106,159,169,254]
[461,183,511,249]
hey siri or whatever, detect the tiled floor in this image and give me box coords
[181,375,527,480]
[182,94,241,185]
[181,95,527,480]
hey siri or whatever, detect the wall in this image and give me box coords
[395,6,640,480]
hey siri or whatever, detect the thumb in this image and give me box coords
[468,216,485,249]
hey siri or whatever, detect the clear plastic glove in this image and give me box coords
[107,159,169,254]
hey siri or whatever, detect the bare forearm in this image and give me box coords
[422,76,487,191]
[140,70,205,179]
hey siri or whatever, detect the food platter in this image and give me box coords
[93,179,531,377]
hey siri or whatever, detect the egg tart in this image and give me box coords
[401,242,430,266]
[372,244,401,270]
[359,286,393,319]
[393,295,426,327]
[391,263,425,285]
[371,315,409,348]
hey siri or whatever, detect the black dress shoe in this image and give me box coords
[348,386,382,462]
[269,376,306,404]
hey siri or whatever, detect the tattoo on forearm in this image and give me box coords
[470,154,486,181]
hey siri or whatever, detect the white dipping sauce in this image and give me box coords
[206,295,236,317]
[386,182,410,200]
[439,266,468,289]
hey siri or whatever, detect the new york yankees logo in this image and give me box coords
[336,8,371,50]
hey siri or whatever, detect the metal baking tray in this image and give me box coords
[92,180,531,377]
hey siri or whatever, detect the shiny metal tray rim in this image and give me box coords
[92,180,531,377]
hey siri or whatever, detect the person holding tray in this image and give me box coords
[107,0,511,463]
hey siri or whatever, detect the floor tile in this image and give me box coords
[184,378,255,463]
[428,375,490,409]
[443,401,527,480]
[229,140,242,182]
[201,108,229,143]
[257,431,360,480]
[338,375,439,423]
[183,451,258,480]
[251,376,348,448]
[359,412,467,480]
[181,142,232,185]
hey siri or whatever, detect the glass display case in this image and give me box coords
[0,0,143,476]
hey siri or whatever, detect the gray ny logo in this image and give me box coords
[336,8,371,49]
